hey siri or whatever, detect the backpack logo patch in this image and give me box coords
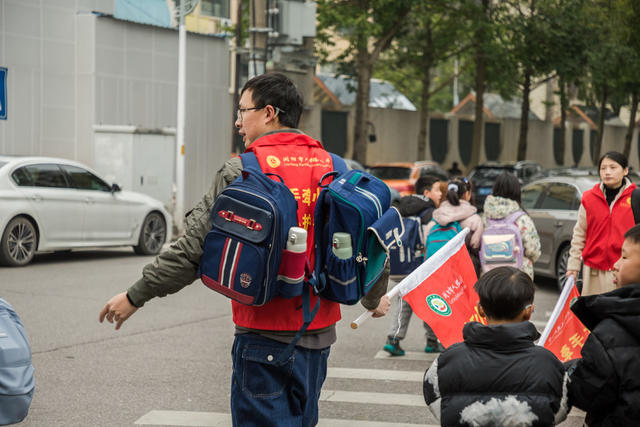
[240,272,252,288]
[426,294,451,316]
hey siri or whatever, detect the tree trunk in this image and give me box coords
[353,43,372,165]
[417,68,432,161]
[417,24,433,161]
[470,0,488,169]
[471,48,485,169]
[593,84,608,165]
[517,69,532,161]
[623,91,638,158]
[558,76,567,166]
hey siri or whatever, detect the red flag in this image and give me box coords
[402,243,482,348]
[538,280,588,362]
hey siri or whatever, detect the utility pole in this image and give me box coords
[174,0,198,235]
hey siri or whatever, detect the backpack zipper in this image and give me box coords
[354,186,383,217]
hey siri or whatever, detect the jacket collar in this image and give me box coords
[463,321,540,350]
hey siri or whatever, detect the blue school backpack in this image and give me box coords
[199,153,401,307]
[312,169,400,304]
[0,298,34,426]
[425,220,462,259]
[388,208,430,276]
[479,211,525,273]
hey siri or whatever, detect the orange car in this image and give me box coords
[368,161,449,196]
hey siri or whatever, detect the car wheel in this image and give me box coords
[555,245,572,292]
[134,212,166,255]
[0,217,38,267]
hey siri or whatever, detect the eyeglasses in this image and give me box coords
[236,106,264,122]
[236,106,286,122]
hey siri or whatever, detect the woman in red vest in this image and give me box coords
[566,151,636,295]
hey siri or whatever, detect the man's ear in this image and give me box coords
[263,105,279,125]
[521,304,534,321]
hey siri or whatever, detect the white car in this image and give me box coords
[0,156,172,266]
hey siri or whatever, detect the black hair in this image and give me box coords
[415,175,440,195]
[492,172,522,205]
[598,151,628,170]
[624,224,640,245]
[240,72,303,128]
[474,267,535,320]
[446,177,471,206]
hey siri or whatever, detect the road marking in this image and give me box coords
[320,389,424,407]
[374,350,438,361]
[328,367,423,382]
[134,410,434,426]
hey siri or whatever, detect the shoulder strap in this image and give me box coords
[506,210,526,224]
[330,153,348,175]
[239,152,260,170]
[632,188,640,224]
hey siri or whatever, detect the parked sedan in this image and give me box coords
[0,156,172,266]
[368,161,449,196]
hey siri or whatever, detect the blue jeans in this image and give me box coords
[231,333,330,427]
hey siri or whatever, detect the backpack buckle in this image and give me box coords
[218,210,263,231]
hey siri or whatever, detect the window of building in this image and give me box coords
[200,0,230,18]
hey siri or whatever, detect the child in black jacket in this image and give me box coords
[423,267,569,426]
[566,224,640,426]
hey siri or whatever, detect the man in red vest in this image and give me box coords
[99,73,390,426]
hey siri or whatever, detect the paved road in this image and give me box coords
[0,248,584,426]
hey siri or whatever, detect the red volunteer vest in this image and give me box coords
[581,183,636,271]
[231,131,342,331]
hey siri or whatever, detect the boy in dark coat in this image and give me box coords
[423,267,569,426]
[383,175,442,356]
[566,224,640,426]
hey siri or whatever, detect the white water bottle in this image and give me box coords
[287,227,307,253]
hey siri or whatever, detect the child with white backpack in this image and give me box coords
[481,173,541,279]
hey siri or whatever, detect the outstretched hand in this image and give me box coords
[370,295,391,318]
[99,292,138,330]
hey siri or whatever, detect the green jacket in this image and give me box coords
[127,152,388,311]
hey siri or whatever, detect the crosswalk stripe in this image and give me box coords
[134,410,435,426]
[328,367,423,382]
[318,419,435,427]
[374,350,438,361]
[320,390,424,407]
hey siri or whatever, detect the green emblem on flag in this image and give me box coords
[426,294,451,316]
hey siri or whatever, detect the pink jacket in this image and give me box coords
[425,200,484,249]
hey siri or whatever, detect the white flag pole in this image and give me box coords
[537,275,576,347]
[350,228,471,330]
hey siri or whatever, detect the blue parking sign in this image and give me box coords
[0,67,6,120]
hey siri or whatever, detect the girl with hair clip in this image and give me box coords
[482,173,541,279]
[426,177,484,273]
[567,151,637,295]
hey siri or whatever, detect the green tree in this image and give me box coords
[503,0,559,161]
[545,0,589,165]
[374,1,467,160]
[316,0,415,165]
[580,0,635,163]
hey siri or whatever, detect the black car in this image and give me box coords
[468,161,545,210]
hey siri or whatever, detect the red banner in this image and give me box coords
[402,245,482,348]
[542,282,588,361]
